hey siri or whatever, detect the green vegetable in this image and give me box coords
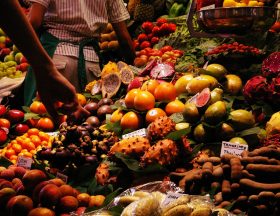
[169,3,186,18]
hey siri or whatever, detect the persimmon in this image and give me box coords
[134,90,155,111]
[154,82,177,102]
[5,149,15,159]
[141,79,159,95]
[27,128,40,136]
[36,118,54,132]
[11,143,22,153]
[76,93,87,106]
[30,101,47,114]
[165,100,185,116]
[125,89,141,109]
[120,111,141,130]
[145,108,166,125]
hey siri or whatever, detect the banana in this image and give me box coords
[212,208,229,216]
[162,195,191,214]
[190,207,212,216]
[118,195,140,206]
[121,202,136,216]
[133,191,150,198]
[162,204,192,216]
[134,195,161,216]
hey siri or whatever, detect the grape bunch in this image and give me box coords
[0,61,23,79]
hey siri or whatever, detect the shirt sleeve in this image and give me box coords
[28,0,50,8]
[107,0,130,23]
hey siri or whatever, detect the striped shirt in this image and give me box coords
[29,0,130,62]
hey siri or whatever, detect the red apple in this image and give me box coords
[0,105,7,116]
[19,62,29,72]
[0,128,8,144]
[20,56,28,64]
[14,124,29,135]
[0,48,11,58]
[6,109,24,124]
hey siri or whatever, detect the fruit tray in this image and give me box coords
[196,6,278,34]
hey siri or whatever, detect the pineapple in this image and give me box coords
[134,0,155,22]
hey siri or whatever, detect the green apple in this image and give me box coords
[12,45,20,53]
[4,55,15,62]
[14,52,23,64]
[0,36,6,43]
[0,28,5,36]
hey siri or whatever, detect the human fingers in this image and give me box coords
[42,99,59,123]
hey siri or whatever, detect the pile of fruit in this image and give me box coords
[99,23,119,51]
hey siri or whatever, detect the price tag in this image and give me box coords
[46,131,59,137]
[220,141,248,158]
[162,192,184,206]
[122,128,147,139]
[16,156,32,169]
[187,93,199,104]
[56,172,68,183]
[201,4,215,10]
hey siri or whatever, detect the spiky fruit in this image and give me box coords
[95,162,116,186]
[109,136,150,156]
[141,139,178,166]
[148,116,175,140]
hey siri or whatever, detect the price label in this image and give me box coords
[162,192,184,206]
[16,156,32,169]
[46,131,59,137]
[221,141,248,158]
[56,172,68,183]
[122,128,147,139]
[201,4,215,10]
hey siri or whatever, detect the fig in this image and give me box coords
[86,116,100,127]
[84,102,98,115]
[97,105,113,120]
[97,98,113,107]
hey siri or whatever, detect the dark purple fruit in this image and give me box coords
[85,156,98,163]
[84,102,99,115]
[86,116,100,127]
[97,98,113,107]
[97,105,113,120]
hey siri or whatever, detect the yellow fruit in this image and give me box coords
[165,100,185,116]
[110,109,124,123]
[248,0,258,6]
[174,74,194,95]
[223,0,237,7]
[230,109,255,131]
[225,74,242,95]
[204,64,227,80]
[183,103,200,123]
[175,122,190,131]
[186,78,212,95]
[76,93,87,106]
[229,137,248,145]
[236,2,247,6]
[204,101,227,125]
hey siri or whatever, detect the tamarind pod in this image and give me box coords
[230,183,240,195]
[241,150,249,157]
[163,204,192,216]
[265,144,278,149]
[217,201,231,208]
[175,168,187,173]
[230,158,242,180]
[213,166,223,179]
[248,194,259,206]
[248,147,280,159]
[246,164,280,173]
[211,182,221,191]
[235,195,248,208]
[276,192,280,200]
[177,169,202,190]
[240,178,280,192]
[241,170,255,179]
[221,154,236,163]
[222,180,231,200]
[222,164,231,178]
[202,162,213,178]
[241,156,270,164]
[196,157,221,165]
[214,192,223,205]
[258,191,275,203]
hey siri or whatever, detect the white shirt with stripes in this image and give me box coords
[29,0,130,62]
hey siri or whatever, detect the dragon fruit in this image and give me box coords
[150,62,175,79]
[243,75,272,102]
[139,59,158,76]
[262,52,280,78]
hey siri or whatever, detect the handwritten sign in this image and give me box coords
[56,172,68,183]
[17,156,32,169]
[162,192,185,206]
[122,128,147,139]
[221,141,248,158]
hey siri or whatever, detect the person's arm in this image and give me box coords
[112,21,135,65]
[28,2,46,31]
[0,0,89,121]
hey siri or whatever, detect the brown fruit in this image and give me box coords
[7,195,33,216]
[59,185,75,197]
[11,178,22,186]
[77,193,90,207]
[32,181,53,204]
[13,167,27,178]
[58,196,79,213]
[48,178,65,187]
[0,169,15,180]
[89,195,105,207]
[28,207,55,216]
[22,169,47,192]
[0,187,16,209]
[0,180,13,189]
[39,184,61,207]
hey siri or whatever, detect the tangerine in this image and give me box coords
[154,82,177,102]
[76,93,87,106]
[38,132,50,141]
[120,111,141,130]
[5,149,15,159]
[145,108,166,125]
[12,143,22,154]
[165,100,185,116]
[141,79,159,95]
[134,90,155,111]
[30,101,47,114]
[0,118,10,129]
[36,118,54,132]
[30,135,41,147]
[124,89,141,109]
[27,128,40,136]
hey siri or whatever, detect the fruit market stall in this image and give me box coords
[1,0,280,215]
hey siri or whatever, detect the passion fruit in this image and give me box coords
[204,101,227,125]
[205,64,228,80]
[193,124,208,142]
[210,88,223,104]
[183,103,200,123]
[224,74,242,95]
[229,137,248,145]
[229,109,255,131]
[218,123,235,140]
[174,74,194,95]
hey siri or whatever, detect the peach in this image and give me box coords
[58,196,78,213]
[39,184,61,207]
[0,169,15,180]
[6,195,33,216]
[28,207,55,216]
[59,185,75,197]
[22,169,47,192]
[77,193,90,207]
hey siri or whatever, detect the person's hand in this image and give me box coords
[34,63,89,123]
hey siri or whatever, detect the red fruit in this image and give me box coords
[152,26,161,36]
[159,23,170,36]
[168,23,177,33]
[0,118,10,129]
[14,124,29,135]
[0,128,8,144]
[20,56,28,64]
[151,37,159,45]
[142,21,154,34]
[0,48,11,58]
[127,77,144,91]
[6,109,24,124]
[137,33,148,43]
[156,18,168,27]
[147,33,153,40]
[140,41,151,50]
[160,45,173,53]
[19,63,29,72]
[133,40,140,50]
[0,105,7,116]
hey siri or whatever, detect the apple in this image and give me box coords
[0,128,8,144]
[6,109,24,124]
[4,55,15,62]
[20,56,28,64]
[14,52,23,64]
[19,63,29,72]
[0,28,5,36]
[0,36,6,43]
[0,48,11,58]
[0,105,7,116]
[14,123,29,135]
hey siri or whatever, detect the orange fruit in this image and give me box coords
[36,118,54,132]
[5,149,15,159]
[120,111,141,130]
[88,195,105,207]
[145,108,166,125]
[38,131,50,141]
[77,93,87,106]
[12,143,22,154]
[125,89,141,109]
[110,109,124,123]
[141,79,159,95]
[27,128,40,136]
[30,135,41,147]
[30,101,47,114]
[154,82,177,102]
[165,100,185,116]
[0,118,10,129]
[22,151,32,158]
[134,90,155,111]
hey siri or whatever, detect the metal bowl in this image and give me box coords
[196,7,278,34]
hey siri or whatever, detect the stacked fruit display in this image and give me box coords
[99,23,119,51]
[0,166,105,215]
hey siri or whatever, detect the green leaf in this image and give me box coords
[105,121,122,135]
[190,143,204,159]
[236,127,261,137]
[22,106,30,113]
[169,112,184,123]
[87,178,98,195]
[115,152,140,172]
[208,186,219,199]
[83,93,102,100]
[24,112,40,121]
[0,156,13,168]
[165,127,191,141]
